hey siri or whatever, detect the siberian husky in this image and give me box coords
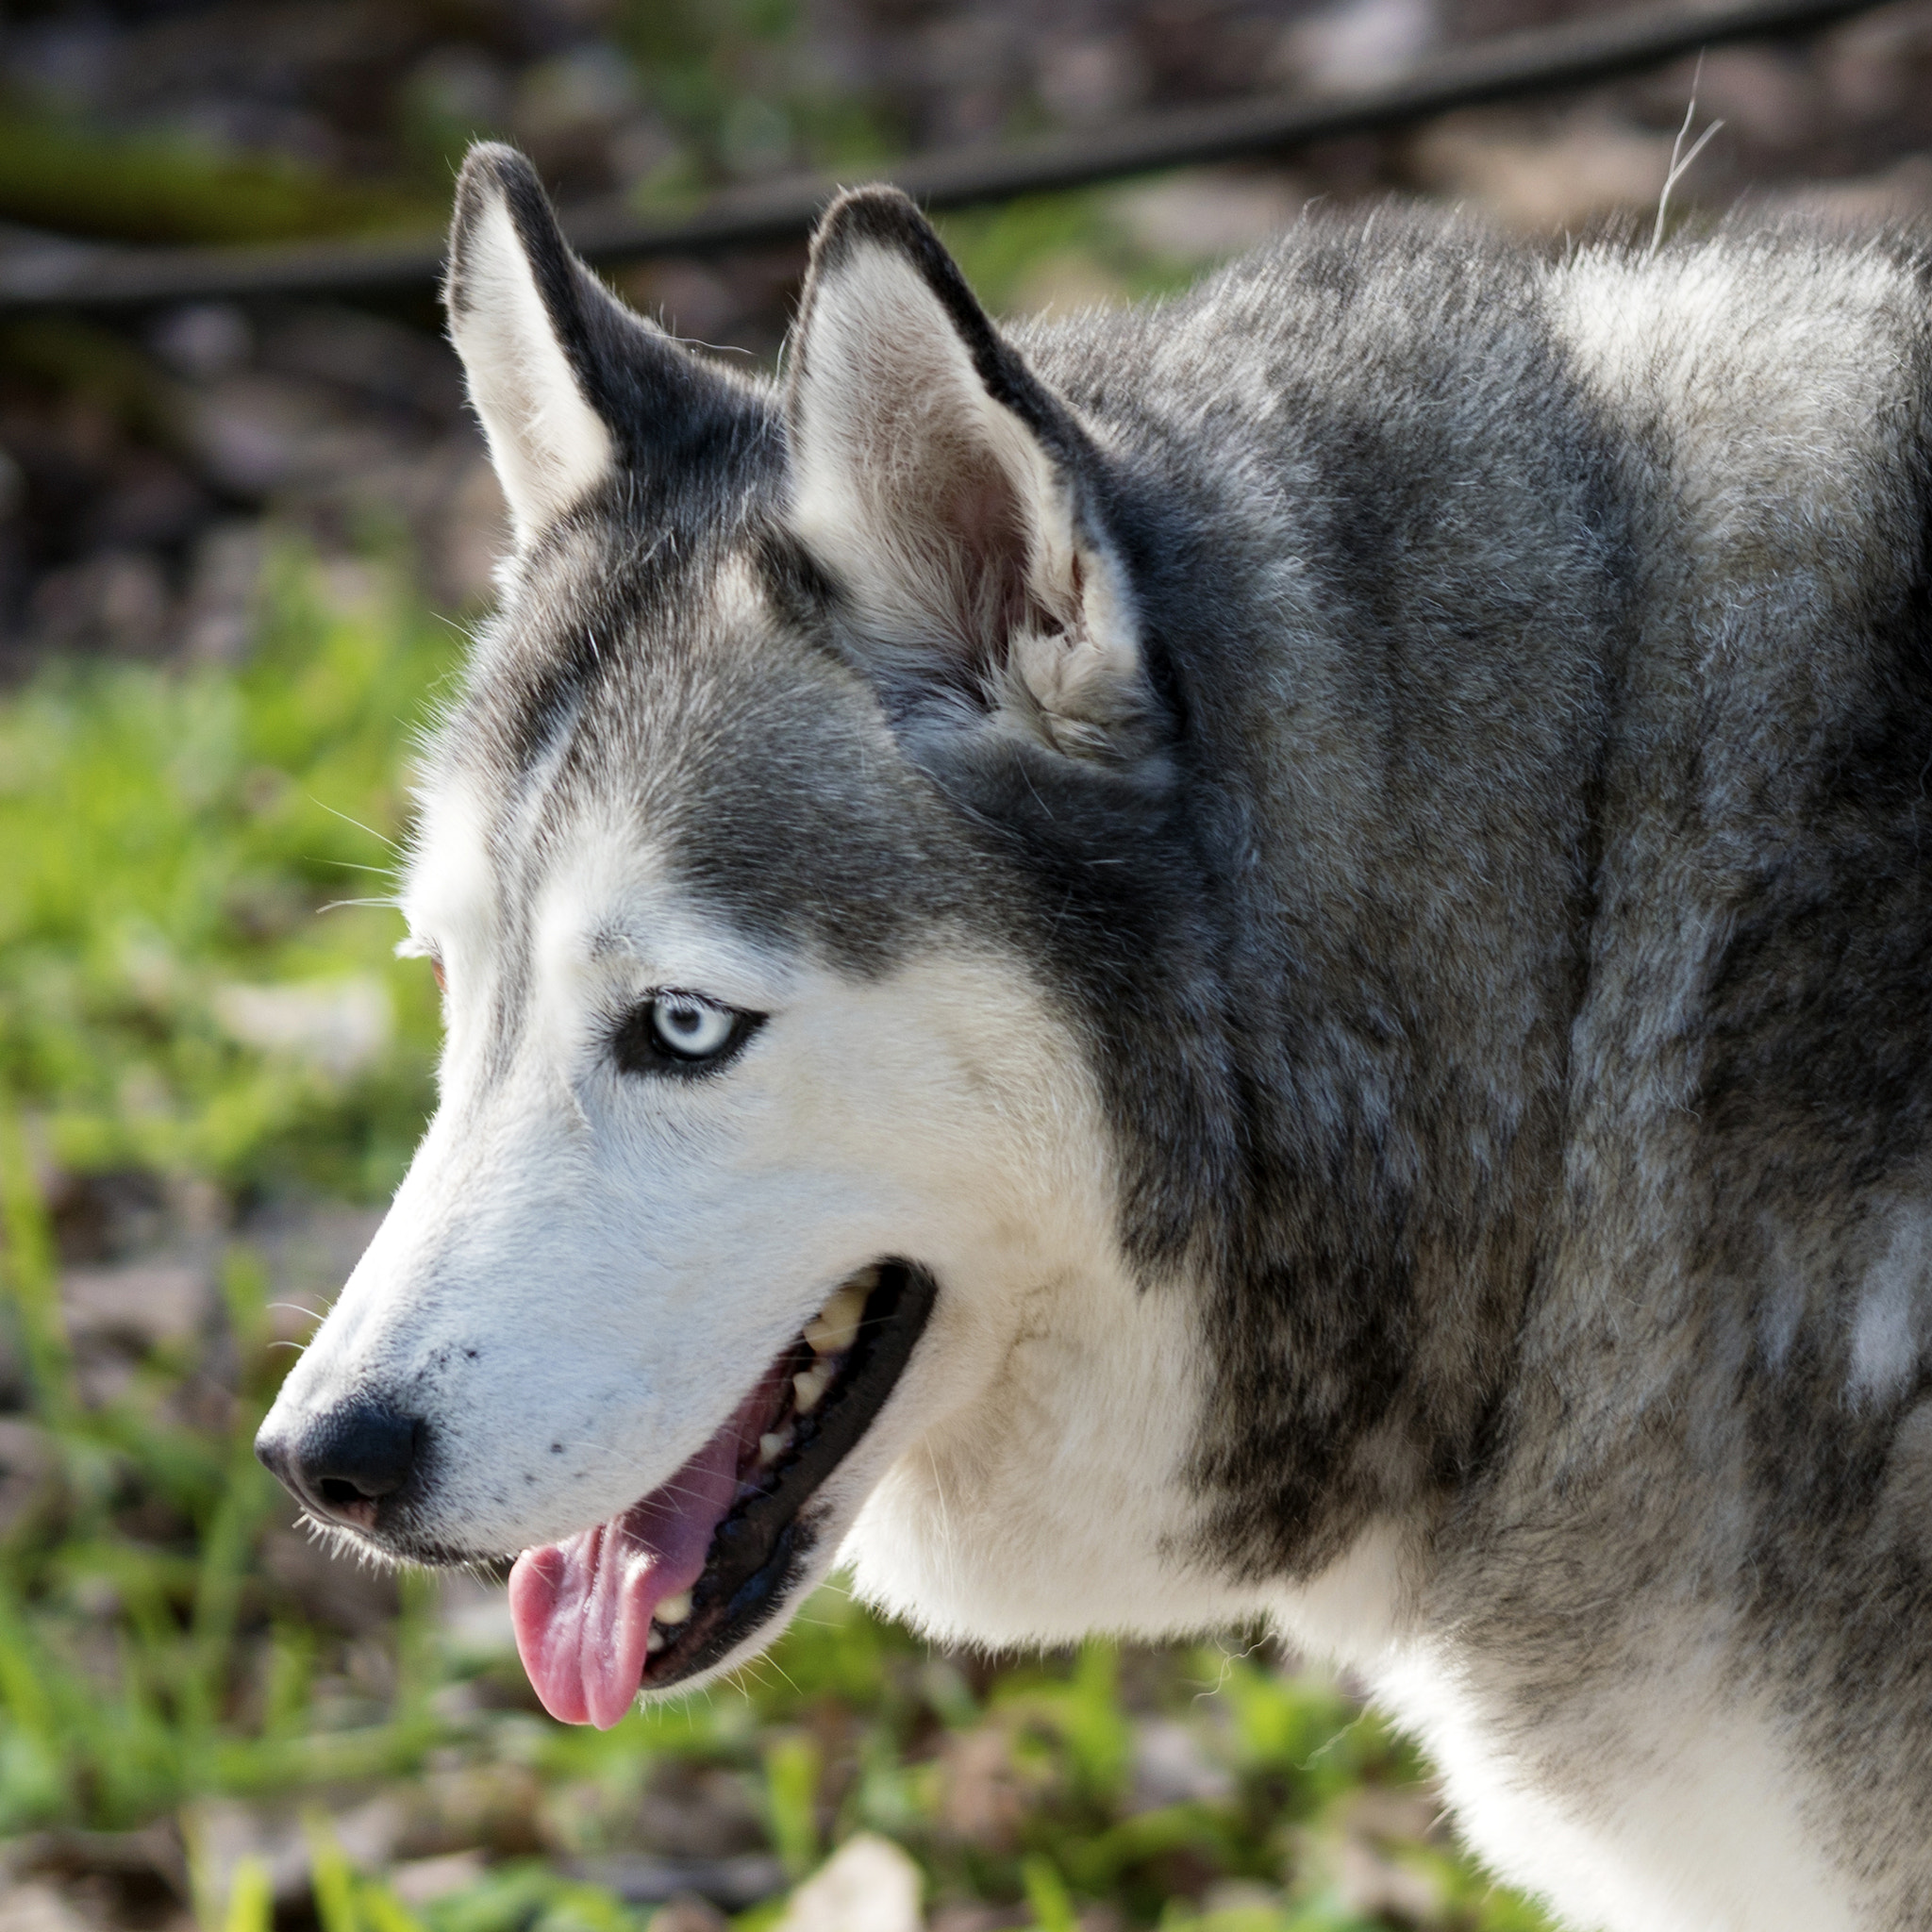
[258,142,1932,1930]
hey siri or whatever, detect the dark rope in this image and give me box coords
[0,0,1886,313]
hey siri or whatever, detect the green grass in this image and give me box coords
[0,550,449,1201]
[0,105,436,246]
[0,554,1553,1931]
[933,192,1207,317]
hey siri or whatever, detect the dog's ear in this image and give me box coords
[445,143,741,544]
[787,188,1164,765]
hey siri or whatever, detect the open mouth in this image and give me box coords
[508,1260,936,1726]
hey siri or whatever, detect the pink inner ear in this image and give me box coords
[928,450,1035,659]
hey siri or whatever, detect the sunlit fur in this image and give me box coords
[258,143,1932,1930]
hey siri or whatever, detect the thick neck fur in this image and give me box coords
[966,213,1932,1924]
[895,211,1629,1590]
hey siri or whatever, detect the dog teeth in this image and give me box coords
[646,1626,666,1654]
[792,1359,835,1413]
[805,1272,875,1356]
[758,1426,793,1467]
[655,1591,691,1626]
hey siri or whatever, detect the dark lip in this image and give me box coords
[641,1258,938,1689]
[339,1262,940,1681]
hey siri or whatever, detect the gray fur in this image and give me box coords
[319,144,1932,1925]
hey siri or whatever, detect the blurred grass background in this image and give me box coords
[15,0,1931,1921]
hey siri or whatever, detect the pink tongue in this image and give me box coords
[508,1377,777,1728]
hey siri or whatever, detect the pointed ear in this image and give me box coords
[445,143,749,544]
[444,145,614,541]
[786,189,1166,765]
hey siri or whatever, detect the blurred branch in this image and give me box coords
[0,0,1889,313]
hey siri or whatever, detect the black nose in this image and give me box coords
[256,1399,424,1531]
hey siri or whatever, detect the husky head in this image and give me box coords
[258,145,1263,1727]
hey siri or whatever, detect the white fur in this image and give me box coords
[1545,241,1906,583]
[846,1243,1275,1647]
[273,752,1413,1690]
[1269,1523,1421,1669]
[1380,1650,1857,1932]
[1849,1203,1932,1408]
[275,788,1274,1664]
[448,193,613,541]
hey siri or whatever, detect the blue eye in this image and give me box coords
[652,997,735,1058]
[614,992,761,1075]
